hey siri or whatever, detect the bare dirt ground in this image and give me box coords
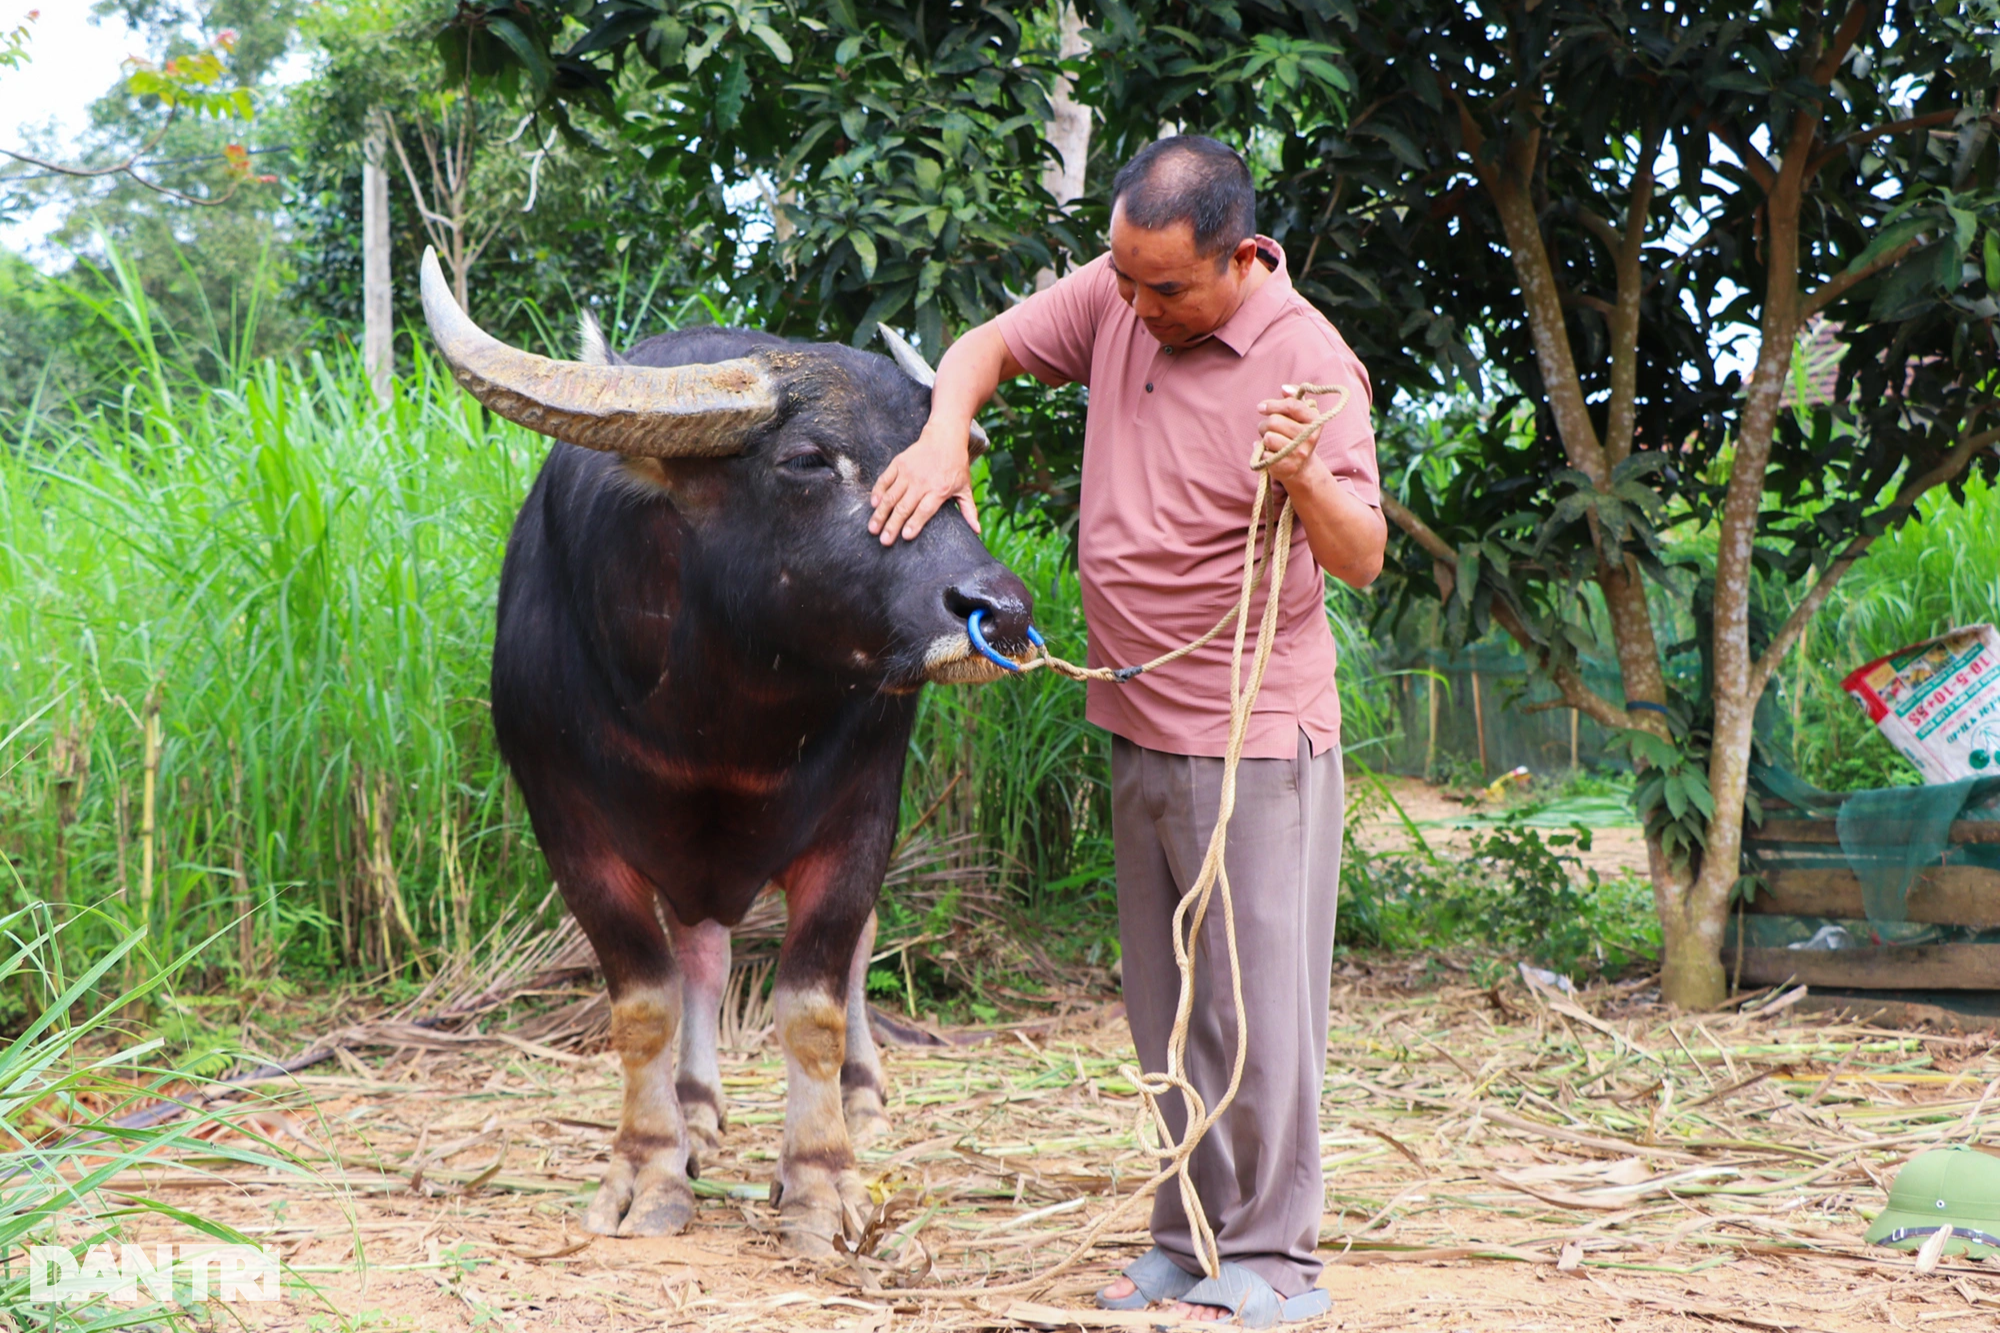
[1350,775,1654,881]
[81,957,2000,1333]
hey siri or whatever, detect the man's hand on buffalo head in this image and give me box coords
[866,320,1022,545]
[868,421,980,547]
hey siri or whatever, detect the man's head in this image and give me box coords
[1107,136,1261,350]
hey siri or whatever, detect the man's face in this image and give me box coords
[1107,201,1259,350]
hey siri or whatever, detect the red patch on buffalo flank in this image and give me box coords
[600,728,787,795]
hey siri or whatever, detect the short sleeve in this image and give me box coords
[993,255,1117,388]
[1306,338,1381,509]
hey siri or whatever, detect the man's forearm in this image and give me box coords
[869,320,1027,542]
[1285,464,1387,588]
[926,322,1015,447]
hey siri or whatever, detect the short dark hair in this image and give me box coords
[1109,136,1256,263]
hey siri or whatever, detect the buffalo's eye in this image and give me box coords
[780,448,834,472]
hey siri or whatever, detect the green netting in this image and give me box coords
[1730,913,1948,949]
[1840,779,2000,922]
[1364,640,1629,778]
[1746,762,2000,934]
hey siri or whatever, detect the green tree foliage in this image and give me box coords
[1,13,34,73]
[95,0,305,82]
[286,0,718,354]
[1082,0,1351,174]
[438,0,1078,350]
[0,9,295,414]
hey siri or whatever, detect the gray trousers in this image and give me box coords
[1112,731,1342,1298]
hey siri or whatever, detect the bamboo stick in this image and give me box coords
[1426,671,1440,782]
[231,742,253,975]
[139,685,162,926]
[1471,669,1488,777]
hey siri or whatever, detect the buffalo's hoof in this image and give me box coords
[683,1103,725,1178]
[843,1085,891,1146]
[776,1168,870,1258]
[582,1158,695,1237]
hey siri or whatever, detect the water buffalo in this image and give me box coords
[418,250,1034,1254]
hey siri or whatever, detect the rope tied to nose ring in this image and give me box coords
[926,381,1352,1297]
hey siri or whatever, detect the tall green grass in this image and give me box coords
[3,250,546,984]
[1,901,307,1331]
[904,518,1111,917]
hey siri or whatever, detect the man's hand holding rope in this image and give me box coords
[1255,384,1388,589]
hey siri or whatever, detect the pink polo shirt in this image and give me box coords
[994,239,1379,760]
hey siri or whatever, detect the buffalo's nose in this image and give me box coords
[945,570,1035,652]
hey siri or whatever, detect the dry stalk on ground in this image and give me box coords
[52,957,2000,1331]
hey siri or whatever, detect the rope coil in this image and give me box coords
[899,381,1352,1299]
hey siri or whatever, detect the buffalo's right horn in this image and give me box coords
[419,247,778,458]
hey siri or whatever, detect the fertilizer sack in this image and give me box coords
[1841,624,2000,783]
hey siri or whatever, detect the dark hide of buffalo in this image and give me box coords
[487,326,1032,1253]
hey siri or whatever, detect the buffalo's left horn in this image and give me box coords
[419,247,778,458]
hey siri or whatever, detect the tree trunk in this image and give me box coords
[1642,825,1720,1007]
[1657,893,1726,1007]
[362,118,393,409]
[1036,3,1091,290]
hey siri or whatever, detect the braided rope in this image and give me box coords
[893,382,1352,1300]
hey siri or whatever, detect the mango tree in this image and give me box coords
[1120,0,2000,1007]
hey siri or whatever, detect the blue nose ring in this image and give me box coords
[967,610,1043,671]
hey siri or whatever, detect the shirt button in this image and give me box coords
[1145,383,1154,393]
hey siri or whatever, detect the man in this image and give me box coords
[869,136,1385,1326]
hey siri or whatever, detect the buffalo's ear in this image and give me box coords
[577,310,621,366]
[618,456,732,524]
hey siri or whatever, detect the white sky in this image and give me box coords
[0,3,148,257]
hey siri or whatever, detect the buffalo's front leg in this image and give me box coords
[667,914,731,1175]
[588,981,696,1235]
[841,910,890,1145]
[772,858,875,1256]
[557,856,695,1238]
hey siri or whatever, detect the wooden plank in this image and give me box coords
[1722,943,2000,991]
[1791,996,2000,1033]
[1746,865,2000,927]
[1751,818,2000,846]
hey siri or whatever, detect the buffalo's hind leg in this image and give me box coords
[556,855,696,1238]
[666,914,731,1175]
[841,910,891,1145]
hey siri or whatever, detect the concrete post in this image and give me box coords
[362,117,393,408]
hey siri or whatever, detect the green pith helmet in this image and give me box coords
[1865,1146,2000,1259]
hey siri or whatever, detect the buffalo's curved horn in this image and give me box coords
[876,324,990,457]
[419,247,778,458]
[877,322,938,387]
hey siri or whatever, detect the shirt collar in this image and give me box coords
[1209,236,1291,358]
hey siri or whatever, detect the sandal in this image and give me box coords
[1094,1246,1200,1311]
[1177,1261,1333,1328]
